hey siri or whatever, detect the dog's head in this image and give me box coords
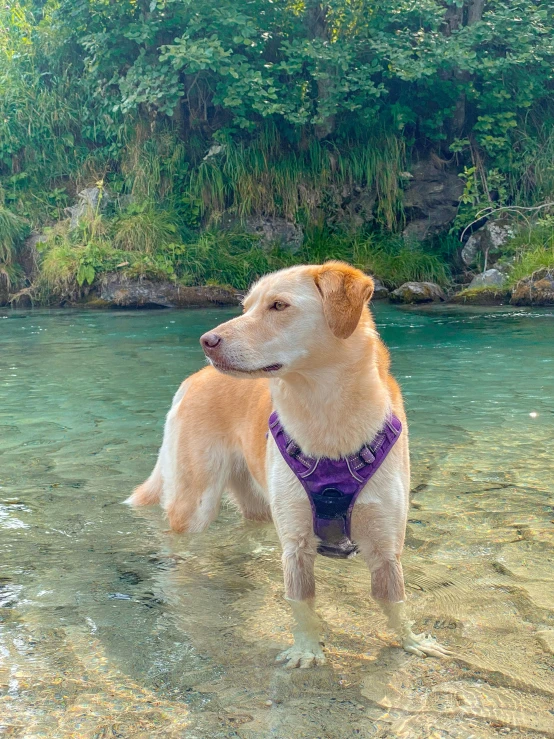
[200,261,375,378]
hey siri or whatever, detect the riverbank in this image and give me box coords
[5,264,554,310]
[2,193,554,309]
[2,215,452,308]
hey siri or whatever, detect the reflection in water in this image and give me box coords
[0,304,553,738]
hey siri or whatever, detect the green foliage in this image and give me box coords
[2,0,554,298]
[296,228,450,286]
[171,229,450,291]
[508,246,554,285]
[175,232,295,290]
[113,202,181,254]
[360,241,451,288]
[0,200,29,265]
[31,205,450,298]
[35,205,186,298]
[0,3,110,226]
[503,222,554,286]
[189,129,405,229]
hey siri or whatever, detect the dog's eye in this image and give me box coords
[270,300,289,311]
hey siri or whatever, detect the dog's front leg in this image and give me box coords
[275,536,326,668]
[354,495,451,659]
[379,598,451,658]
[268,454,325,668]
[369,556,451,658]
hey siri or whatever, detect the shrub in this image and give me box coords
[503,222,554,286]
[0,203,28,266]
[113,202,181,254]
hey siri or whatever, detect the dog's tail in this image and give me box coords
[125,379,191,507]
[126,459,163,506]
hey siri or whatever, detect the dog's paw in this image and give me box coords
[402,632,451,658]
[276,645,326,669]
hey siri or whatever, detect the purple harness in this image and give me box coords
[269,412,402,559]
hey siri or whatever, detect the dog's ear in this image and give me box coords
[314,262,374,339]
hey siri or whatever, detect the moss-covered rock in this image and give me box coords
[389,281,446,304]
[449,287,510,305]
[467,268,506,289]
[511,268,554,306]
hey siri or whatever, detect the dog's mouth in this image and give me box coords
[210,360,283,374]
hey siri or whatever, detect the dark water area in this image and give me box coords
[1,304,553,738]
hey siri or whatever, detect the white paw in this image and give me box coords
[402,632,452,658]
[276,645,326,669]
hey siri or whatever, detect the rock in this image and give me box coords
[244,216,303,252]
[371,278,389,300]
[203,144,225,161]
[449,287,510,305]
[96,276,239,309]
[402,157,464,240]
[18,233,46,282]
[389,281,446,304]
[536,630,554,655]
[222,215,303,253]
[461,216,516,267]
[297,182,376,229]
[489,259,514,274]
[65,187,110,229]
[460,235,480,267]
[467,268,506,289]
[334,186,376,229]
[511,268,554,306]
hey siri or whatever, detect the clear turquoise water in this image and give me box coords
[1,304,553,738]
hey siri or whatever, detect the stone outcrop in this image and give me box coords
[461,217,515,267]
[95,276,239,309]
[245,216,303,252]
[402,157,465,240]
[467,268,506,289]
[18,233,46,283]
[449,287,510,305]
[510,268,554,306]
[223,215,304,252]
[389,281,447,304]
[371,278,389,300]
[65,187,110,229]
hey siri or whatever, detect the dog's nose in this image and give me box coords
[200,332,222,351]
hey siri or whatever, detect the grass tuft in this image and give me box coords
[189,128,405,231]
[113,202,181,254]
[0,203,29,265]
[503,222,554,286]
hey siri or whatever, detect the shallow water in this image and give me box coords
[1,303,553,739]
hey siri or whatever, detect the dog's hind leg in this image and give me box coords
[126,380,191,508]
[162,433,232,534]
[227,460,272,522]
[126,458,163,506]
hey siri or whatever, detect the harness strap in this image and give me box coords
[269,412,402,559]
